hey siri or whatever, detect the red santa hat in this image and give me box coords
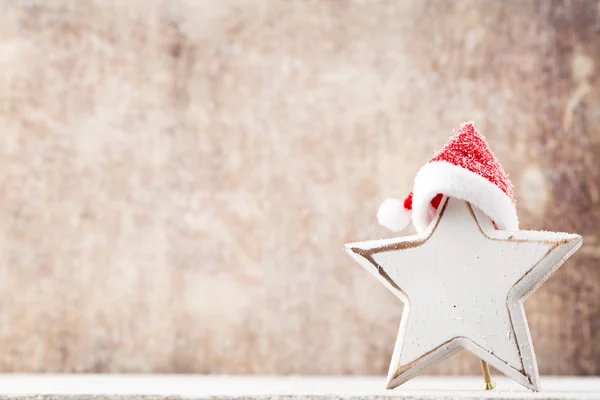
[377,122,518,233]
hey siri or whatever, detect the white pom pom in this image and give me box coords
[377,198,412,232]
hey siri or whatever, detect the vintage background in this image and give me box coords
[0,0,598,376]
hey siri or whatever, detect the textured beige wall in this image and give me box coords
[0,0,598,375]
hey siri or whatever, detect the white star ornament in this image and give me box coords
[345,197,582,391]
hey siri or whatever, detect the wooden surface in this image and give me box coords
[0,375,599,400]
[0,0,598,376]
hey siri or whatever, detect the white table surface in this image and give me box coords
[0,375,598,399]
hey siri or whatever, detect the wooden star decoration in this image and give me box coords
[345,197,582,391]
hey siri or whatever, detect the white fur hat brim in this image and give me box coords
[411,161,519,233]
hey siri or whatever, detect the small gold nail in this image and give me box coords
[480,359,496,391]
